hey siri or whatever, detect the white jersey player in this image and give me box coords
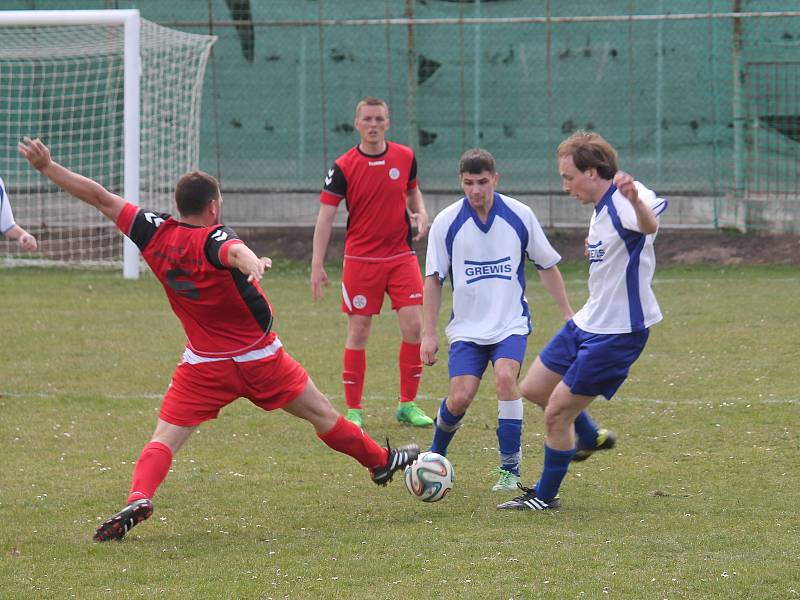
[498,130,667,512]
[421,148,610,493]
[0,177,37,251]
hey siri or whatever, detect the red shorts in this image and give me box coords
[341,254,423,315]
[160,346,309,427]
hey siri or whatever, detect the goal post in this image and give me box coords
[0,10,216,277]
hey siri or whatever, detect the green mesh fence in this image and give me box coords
[4,0,800,231]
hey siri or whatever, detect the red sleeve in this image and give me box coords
[218,239,245,267]
[115,202,139,236]
[320,190,343,206]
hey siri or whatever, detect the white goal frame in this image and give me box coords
[0,9,142,278]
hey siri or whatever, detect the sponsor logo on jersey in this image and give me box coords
[368,160,386,167]
[353,295,367,309]
[464,256,513,284]
[587,240,605,263]
[409,292,422,299]
[324,168,334,186]
[388,167,400,180]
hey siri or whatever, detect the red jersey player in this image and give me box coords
[19,136,419,543]
[311,97,433,429]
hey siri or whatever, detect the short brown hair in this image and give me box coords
[459,148,496,175]
[355,96,389,118]
[174,171,220,216]
[557,131,618,180]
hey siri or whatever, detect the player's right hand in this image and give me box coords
[18,137,52,171]
[310,265,328,300]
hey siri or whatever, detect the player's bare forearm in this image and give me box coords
[227,242,272,282]
[406,187,429,240]
[538,265,574,320]
[421,275,443,365]
[19,137,124,222]
[4,224,38,251]
[311,204,337,298]
[613,171,658,234]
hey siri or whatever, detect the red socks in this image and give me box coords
[343,347,366,409]
[399,341,422,404]
[127,441,172,503]
[318,416,388,469]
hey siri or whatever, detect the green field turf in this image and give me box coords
[1,263,798,599]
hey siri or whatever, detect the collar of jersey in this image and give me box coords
[594,184,617,215]
[463,192,500,233]
[356,141,390,158]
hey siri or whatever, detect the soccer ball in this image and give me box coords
[403,452,454,502]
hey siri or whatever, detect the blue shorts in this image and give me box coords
[448,334,528,379]
[540,320,649,400]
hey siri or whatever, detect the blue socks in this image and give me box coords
[429,398,463,456]
[574,411,599,449]
[497,398,523,476]
[535,444,576,502]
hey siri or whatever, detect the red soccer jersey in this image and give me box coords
[116,203,275,358]
[320,142,418,261]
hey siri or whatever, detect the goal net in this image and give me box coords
[0,12,216,271]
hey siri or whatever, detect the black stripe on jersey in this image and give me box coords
[128,209,172,252]
[204,225,240,268]
[231,269,273,334]
[204,226,273,334]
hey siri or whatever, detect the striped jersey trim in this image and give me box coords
[182,337,283,365]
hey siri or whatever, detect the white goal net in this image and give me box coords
[0,13,216,269]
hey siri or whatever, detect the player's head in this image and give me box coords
[459,148,496,176]
[556,131,618,204]
[354,97,390,147]
[458,148,499,212]
[175,171,222,222]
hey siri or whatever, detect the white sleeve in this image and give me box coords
[424,212,450,282]
[618,182,668,232]
[524,208,561,269]
[0,178,17,235]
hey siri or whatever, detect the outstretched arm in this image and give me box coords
[537,265,574,321]
[226,242,272,283]
[19,137,125,223]
[613,171,658,234]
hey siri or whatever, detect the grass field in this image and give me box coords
[1,262,798,599]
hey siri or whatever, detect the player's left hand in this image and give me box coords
[18,233,38,252]
[247,256,272,282]
[410,210,429,241]
[420,335,438,366]
[613,171,639,205]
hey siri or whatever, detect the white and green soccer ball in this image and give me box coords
[404,452,454,502]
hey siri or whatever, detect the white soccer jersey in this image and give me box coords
[426,193,561,345]
[572,182,668,334]
[0,177,17,235]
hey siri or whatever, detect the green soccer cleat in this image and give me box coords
[395,401,434,427]
[491,467,521,492]
[344,408,363,428]
[573,428,617,462]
